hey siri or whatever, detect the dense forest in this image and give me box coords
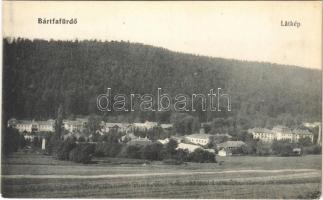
[2,38,321,127]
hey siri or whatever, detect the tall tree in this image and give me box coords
[55,104,64,138]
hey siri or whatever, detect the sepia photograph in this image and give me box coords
[1,1,322,198]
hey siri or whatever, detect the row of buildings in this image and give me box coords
[7,118,320,156]
[7,118,172,135]
[156,128,246,157]
[8,119,56,133]
[248,125,318,143]
[7,118,89,133]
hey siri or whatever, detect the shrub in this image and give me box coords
[108,143,123,157]
[78,136,86,142]
[303,145,321,155]
[271,140,295,156]
[141,142,164,160]
[47,134,63,156]
[174,149,190,162]
[165,139,178,157]
[231,146,249,155]
[123,145,143,159]
[57,139,76,160]
[298,137,313,147]
[69,144,94,164]
[2,127,24,155]
[94,142,123,157]
[256,141,272,156]
[189,148,216,163]
[94,142,106,157]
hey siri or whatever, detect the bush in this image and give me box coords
[242,140,257,155]
[141,142,164,160]
[47,134,63,156]
[122,145,143,159]
[271,140,295,156]
[94,142,106,157]
[303,145,321,155]
[94,142,123,157]
[57,139,76,160]
[298,137,313,147]
[188,148,216,163]
[102,132,122,143]
[231,146,249,155]
[78,136,86,142]
[32,137,41,148]
[256,141,272,156]
[69,144,94,164]
[2,127,25,155]
[165,139,178,157]
[174,149,190,162]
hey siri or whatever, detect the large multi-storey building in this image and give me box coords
[128,121,158,132]
[248,125,314,143]
[8,118,55,133]
[104,123,131,133]
[38,120,55,132]
[185,133,212,146]
[63,118,88,133]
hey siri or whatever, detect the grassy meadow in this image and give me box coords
[1,152,322,198]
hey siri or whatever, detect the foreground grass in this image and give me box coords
[2,177,321,198]
[1,153,322,198]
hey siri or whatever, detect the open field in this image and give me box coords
[1,153,322,198]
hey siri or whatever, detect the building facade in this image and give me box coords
[248,125,314,143]
[131,121,158,132]
[185,133,212,146]
[104,123,131,133]
[63,118,88,133]
[8,118,55,133]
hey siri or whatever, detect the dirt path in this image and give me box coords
[2,168,320,179]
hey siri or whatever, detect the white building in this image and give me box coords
[8,118,55,133]
[217,141,245,156]
[218,148,232,157]
[63,119,87,133]
[127,136,152,146]
[38,120,55,132]
[185,133,212,146]
[292,129,314,143]
[104,123,131,133]
[160,124,173,130]
[176,143,215,153]
[15,121,34,132]
[248,125,314,143]
[176,143,202,153]
[217,141,246,150]
[132,121,158,131]
[248,127,274,142]
[157,138,170,144]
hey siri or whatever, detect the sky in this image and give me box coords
[3,1,322,69]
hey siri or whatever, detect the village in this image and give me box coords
[6,117,322,158]
[2,1,322,198]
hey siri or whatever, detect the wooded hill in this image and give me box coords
[2,38,321,127]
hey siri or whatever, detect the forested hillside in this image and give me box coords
[2,38,321,127]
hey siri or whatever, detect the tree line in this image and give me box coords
[3,38,321,128]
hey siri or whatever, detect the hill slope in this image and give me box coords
[2,38,321,125]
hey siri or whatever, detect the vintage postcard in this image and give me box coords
[1,1,322,199]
